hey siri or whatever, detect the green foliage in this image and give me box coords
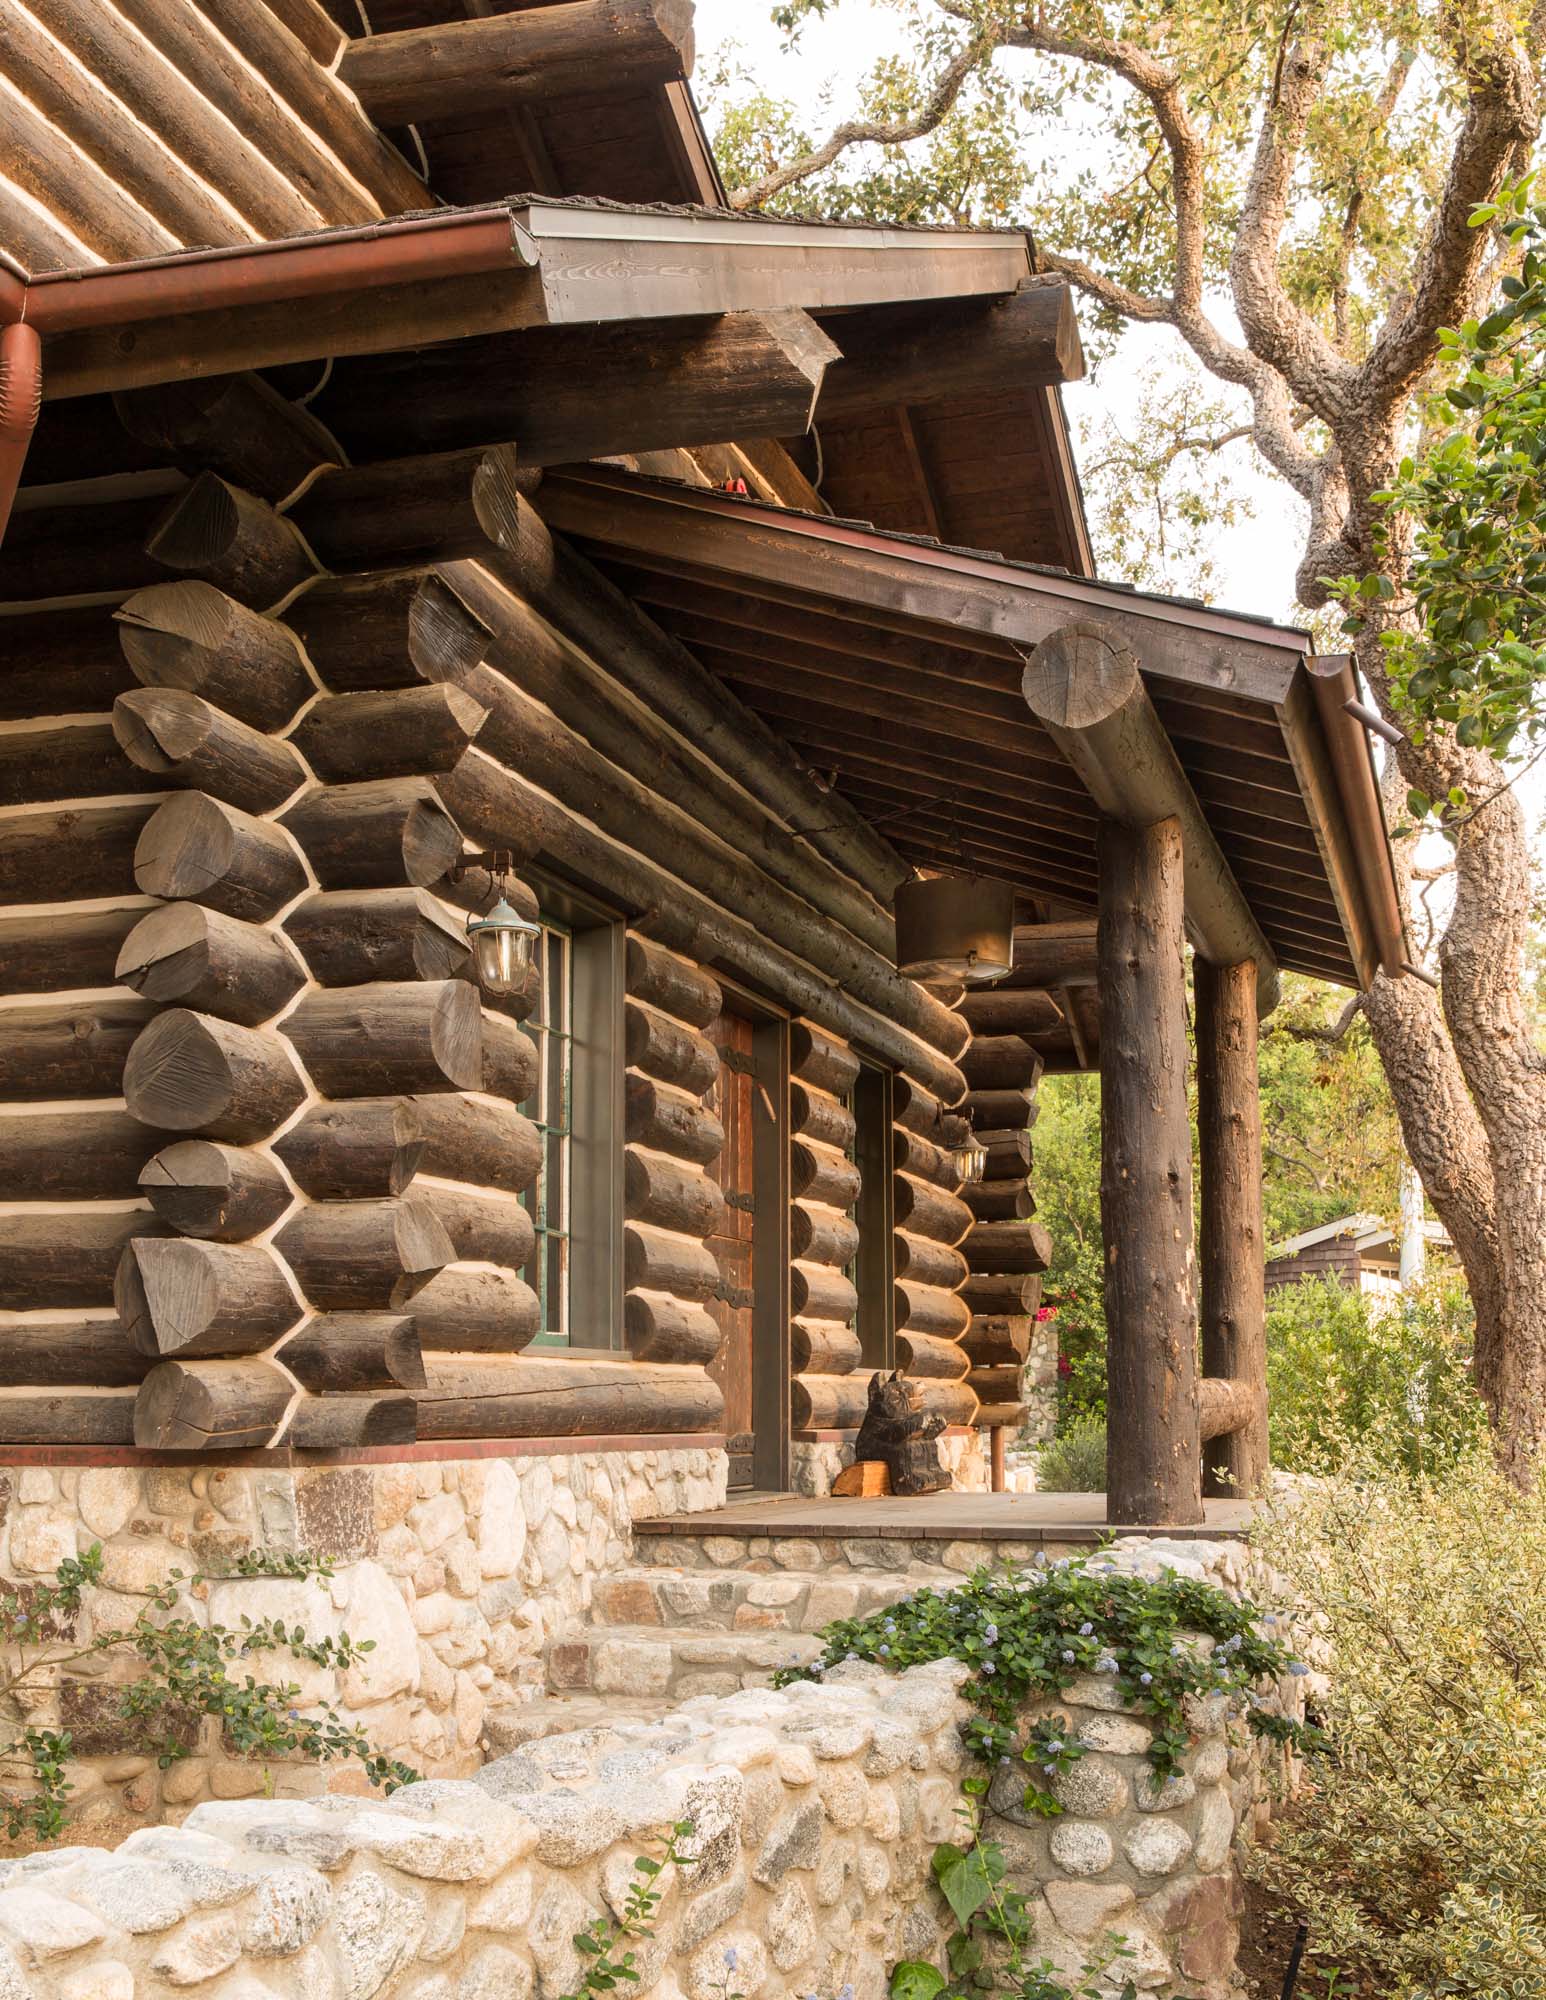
[1251,1445,1546,1996]
[0,1545,417,1844]
[1337,184,1546,789]
[1034,1414,1107,1494]
[777,1553,1299,1787]
[1257,980,1402,1247]
[1029,1076,1105,1425]
[780,1558,1295,2000]
[1266,1272,1486,1476]
[563,1824,695,1999]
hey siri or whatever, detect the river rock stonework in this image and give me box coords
[0,1655,1266,2000]
[0,1449,726,1826]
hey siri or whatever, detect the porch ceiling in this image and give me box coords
[539,464,1404,993]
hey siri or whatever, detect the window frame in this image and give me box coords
[517,880,625,1353]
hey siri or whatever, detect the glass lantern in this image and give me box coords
[466,893,541,996]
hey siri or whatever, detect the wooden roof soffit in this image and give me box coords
[338,0,696,127]
[536,465,1310,705]
[29,204,1035,402]
[814,279,1085,424]
[1023,622,1281,1018]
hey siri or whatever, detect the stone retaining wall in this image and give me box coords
[0,1448,726,1827]
[0,1653,1264,2000]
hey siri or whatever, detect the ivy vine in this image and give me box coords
[0,1544,419,1843]
[775,1553,1307,2000]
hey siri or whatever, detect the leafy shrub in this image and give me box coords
[1030,1077,1107,1426]
[0,1545,417,1842]
[1034,1414,1106,1493]
[1266,1272,1484,1474]
[1250,1445,1546,1996]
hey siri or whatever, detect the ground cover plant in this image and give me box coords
[776,1555,1302,2000]
[0,1544,416,1842]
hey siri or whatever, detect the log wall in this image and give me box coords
[890,1075,977,1429]
[0,391,1037,1460]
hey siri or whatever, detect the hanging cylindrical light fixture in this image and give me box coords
[452,847,541,997]
[894,872,1014,984]
[949,1136,988,1183]
[466,890,540,995]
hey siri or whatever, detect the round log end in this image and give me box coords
[1022,621,1141,731]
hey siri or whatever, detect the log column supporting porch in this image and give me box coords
[1097,815,1203,1525]
[1026,619,1274,1525]
[1195,957,1269,1497]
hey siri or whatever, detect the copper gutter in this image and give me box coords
[4,206,536,335]
[0,206,538,546]
[1308,655,1408,979]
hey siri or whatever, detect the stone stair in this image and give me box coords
[483,1541,964,1755]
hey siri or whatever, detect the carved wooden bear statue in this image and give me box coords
[853,1368,950,1496]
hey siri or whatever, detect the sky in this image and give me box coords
[694,0,1312,626]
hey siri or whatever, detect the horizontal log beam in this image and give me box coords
[319,312,838,467]
[338,0,693,124]
[1024,622,1280,1016]
[415,1354,722,1439]
[139,1139,293,1241]
[1197,1375,1262,1445]
[134,792,308,922]
[135,1358,290,1449]
[815,280,1083,422]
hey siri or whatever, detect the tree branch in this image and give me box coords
[1228,4,1360,421]
[726,24,993,212]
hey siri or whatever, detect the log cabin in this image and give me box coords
[0,0,1403,1527]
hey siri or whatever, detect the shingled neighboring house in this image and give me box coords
[1267,1213,1454,1306]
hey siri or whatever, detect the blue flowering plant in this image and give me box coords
[774,1552,1304,1798]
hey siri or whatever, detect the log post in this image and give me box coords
[1099,815,1202,1525]
[1195,956,1269,1498]
[1024,622,1279,1017]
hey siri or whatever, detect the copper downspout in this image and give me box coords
[0,320,42,550]
[1308,655,1408,980]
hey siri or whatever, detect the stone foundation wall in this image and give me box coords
[0,1447,727,1828]
[0,1654,1265,2000]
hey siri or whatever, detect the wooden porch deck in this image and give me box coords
[634,1490,1257,1546]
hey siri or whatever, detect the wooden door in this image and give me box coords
[706,1010,757,1488]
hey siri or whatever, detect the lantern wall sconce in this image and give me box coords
[450,848,541,997]
[894,872,1015,984]
[950,1137,988,1184]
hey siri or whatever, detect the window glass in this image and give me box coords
[521,916,574,1344]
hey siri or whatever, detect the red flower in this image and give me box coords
[1057,1354,1072,1377]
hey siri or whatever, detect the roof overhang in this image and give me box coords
[9,198,1039,400]
[538,465,1405,992]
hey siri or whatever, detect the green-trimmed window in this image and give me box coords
[517,894,625,1349]
[521,917,574,1344]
